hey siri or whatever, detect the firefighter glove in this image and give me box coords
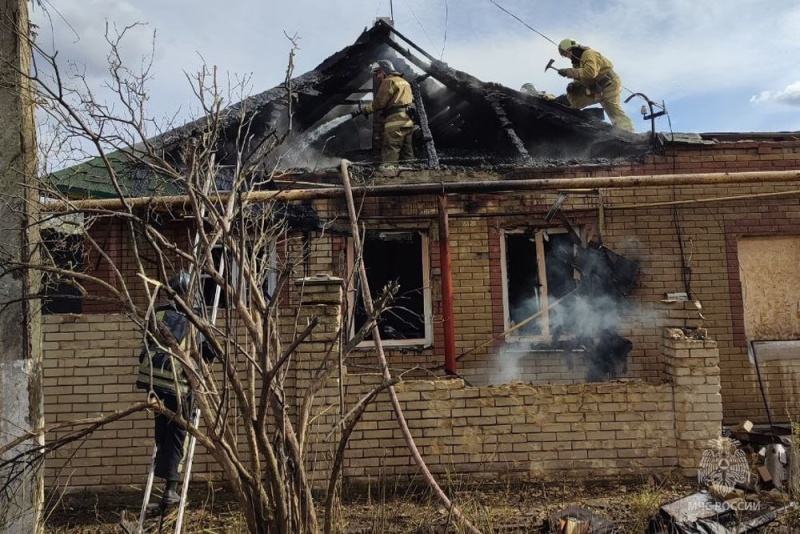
[557,69,569,77]
[350,110,360,118]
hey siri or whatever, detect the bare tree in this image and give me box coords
[0,18,399,534]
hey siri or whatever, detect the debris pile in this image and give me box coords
[655,430,799,533]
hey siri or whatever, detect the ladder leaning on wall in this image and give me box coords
[131,161,226,534]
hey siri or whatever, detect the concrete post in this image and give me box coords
[661,328,723,476]
[0,0,43,531]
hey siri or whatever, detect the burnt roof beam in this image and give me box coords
[410,81,439,169]
[377,19,439,64]
[487,95,533,164]
[384,36,642,147]
[385,40,477,105]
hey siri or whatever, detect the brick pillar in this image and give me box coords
[661,328,723,476]
[290,274,344,413]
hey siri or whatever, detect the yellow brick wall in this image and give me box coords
[326,377,680,479]
[43,311,721,491]
[41,138,800,491]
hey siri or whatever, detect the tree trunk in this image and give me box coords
[0,0,43,531]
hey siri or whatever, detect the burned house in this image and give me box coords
[42,20,800,490]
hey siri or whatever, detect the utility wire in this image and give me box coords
[486,0,558,47]
[486,0,670,125]
[440,0,449,59]
[402,0,440,54]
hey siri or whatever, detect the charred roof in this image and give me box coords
[154,20,652,172]
[70,22,800,199]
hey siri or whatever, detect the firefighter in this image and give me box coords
[520,83,556,100]
[352,59,415,163]
[556,39,635,132]
[136,271,216,508]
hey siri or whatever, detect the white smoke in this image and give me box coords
[549,294,622,340]
[491,347,524,386]
[276,115,351,169]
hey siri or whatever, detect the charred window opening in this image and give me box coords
[41,228,84,314]
[349,231,431,346]
[201,243,277,309]
[502,229,578,339]
[202,246,234,309]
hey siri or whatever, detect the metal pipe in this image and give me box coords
[45,169,800,212]
[605,187,800,210]
[437,194,456,375]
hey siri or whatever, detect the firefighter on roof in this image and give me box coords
[556,39,635,132]
[352,59,415,163]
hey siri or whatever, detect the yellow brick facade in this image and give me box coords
[41,138,800,489]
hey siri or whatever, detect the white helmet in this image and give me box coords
[558,38,580,54]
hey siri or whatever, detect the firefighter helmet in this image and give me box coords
[168,271,190,297]
[371,59,396,74]
[558,38,580,54]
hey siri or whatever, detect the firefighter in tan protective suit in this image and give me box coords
[556,39,635,132]
[352,59,415,163]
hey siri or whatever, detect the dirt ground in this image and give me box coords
[42,475,800,533]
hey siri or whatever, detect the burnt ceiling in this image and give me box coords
[156,20,652,172]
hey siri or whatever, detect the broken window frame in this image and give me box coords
[499,227,580,342]
[201,243,277,309]
[346,230,433,348]
[39,205,85,315]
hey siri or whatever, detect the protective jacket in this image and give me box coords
[561,48,615,92]
[362,73,413,117]
[136,303,215,397]
[560,47,635,132]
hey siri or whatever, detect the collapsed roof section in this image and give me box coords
[157,20,651,171]
[50,20,653,199]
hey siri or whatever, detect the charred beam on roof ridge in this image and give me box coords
[376,19,439,64]
[487,95,533,164]
[410,81,439,169]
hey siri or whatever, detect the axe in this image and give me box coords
[544,59,558,74]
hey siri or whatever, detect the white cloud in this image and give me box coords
[750,82,800,106]
[32,0,153,80]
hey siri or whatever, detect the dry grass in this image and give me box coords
[44,475,696,533]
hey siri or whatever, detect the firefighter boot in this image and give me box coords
[160,480,181,508]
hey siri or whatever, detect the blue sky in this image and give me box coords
[32,0,800,136]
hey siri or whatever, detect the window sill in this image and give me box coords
[353,342,432,353]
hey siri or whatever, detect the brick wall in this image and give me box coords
[310,377,680,480]
[41,137,800,490]
[42,304,721,490]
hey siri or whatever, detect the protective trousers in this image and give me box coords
[154,393,192,481]
[381,112,414,163]
[566,75,635,132]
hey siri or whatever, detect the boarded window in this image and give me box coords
[738,235,800,340]
[349,231,431,346]
[501,229,577,339]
